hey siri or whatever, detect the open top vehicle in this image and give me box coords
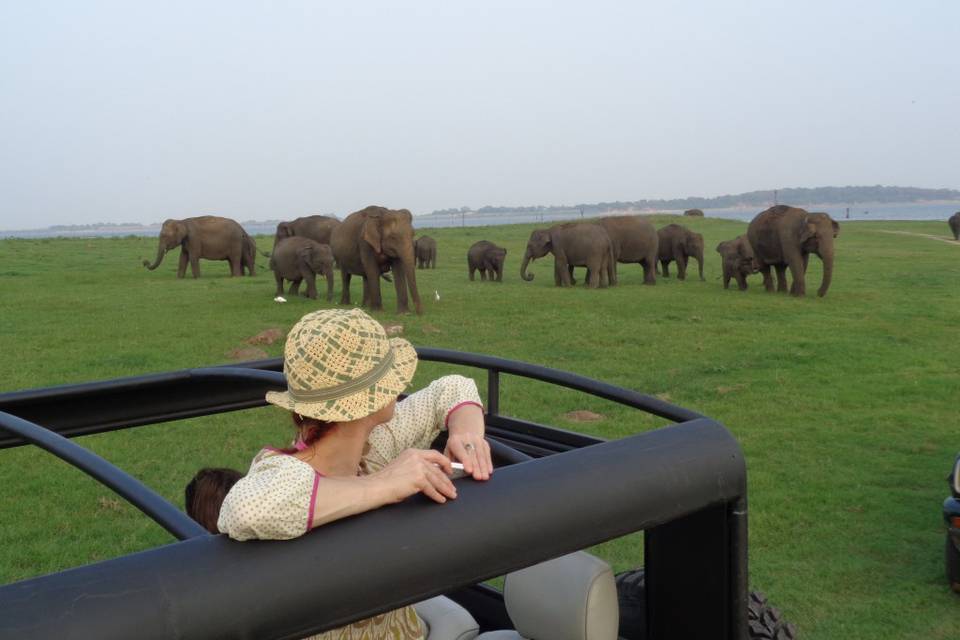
[0,349,795,640]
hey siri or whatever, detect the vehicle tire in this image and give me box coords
[614,569,799,640]
[947,536,960,593]
[614,569,646,640]
[748,591,798,640]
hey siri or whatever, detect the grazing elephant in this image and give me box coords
[595,216,658,285]
[414,236,437,269]
[330,205,422,314]
[657,224,705,281]
[269,237,335,301]
[747,205,839,297]
[271,215,341,253]
[142,216,249,278]
[716,236,759,290]
[521,222,615,288]
[949,212,960,241]
[684,209,704,217]
[467,241,507,281]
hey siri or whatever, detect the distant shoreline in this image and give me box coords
[2,200,958,238]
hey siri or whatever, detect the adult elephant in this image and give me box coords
[521,222,614,288]
[716,235,758,291]
[657,223,704,281]
[747,205,839,297]
[414,236,437,269]
[330,206,422,314]
[142,216,249,278]
[271,215,340,252]
[949,212,960,241]
[269,237,335,301]
[595,216,658,285]
[467,240,507,281]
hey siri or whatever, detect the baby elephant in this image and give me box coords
[269,237,335,300]
[467,240,507,281]
[414,236,437,269]
[716,236,759,291]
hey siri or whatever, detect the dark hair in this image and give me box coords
[184,467,244,534]
[286,413,336,451]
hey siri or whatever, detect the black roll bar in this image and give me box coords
[0,411,207,541]
[0,418,747,640]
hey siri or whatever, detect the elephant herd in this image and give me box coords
[508,205,838,297]
[142,204,842,314]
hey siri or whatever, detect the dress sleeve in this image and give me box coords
[217,453,320,541]
[363,374,483,471]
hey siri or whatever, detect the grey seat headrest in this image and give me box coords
[503,551,619,640]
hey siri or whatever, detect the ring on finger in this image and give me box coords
[463,443,475,453]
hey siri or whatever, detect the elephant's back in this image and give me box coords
[597,216,656,261]
[467,240,495,259]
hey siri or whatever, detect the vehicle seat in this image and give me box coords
[475,551,619,640]
[414,595,480,640]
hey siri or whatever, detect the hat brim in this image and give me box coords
[265,337,418,422]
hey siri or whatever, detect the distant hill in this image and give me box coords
[427,185,960,216]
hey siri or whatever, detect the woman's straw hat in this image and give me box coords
[265,308,418,422]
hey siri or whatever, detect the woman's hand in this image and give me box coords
[445,403,493,481]
[370,449,458,504]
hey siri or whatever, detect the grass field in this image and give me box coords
[1,216,958,639]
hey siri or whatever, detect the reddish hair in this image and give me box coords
[185,467,244,534]
[279,413,336,453]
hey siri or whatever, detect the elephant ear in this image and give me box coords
[297,246,314,267]
[277,223,292,239]
[716,241,726,254]
[799,218,817,244]
[831,220,840,238]
[361,214,383,254]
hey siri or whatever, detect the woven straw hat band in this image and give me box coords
[287,347,395,402]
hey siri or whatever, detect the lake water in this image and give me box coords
[3,201,958,239]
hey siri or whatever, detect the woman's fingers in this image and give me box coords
[445,437,493,481]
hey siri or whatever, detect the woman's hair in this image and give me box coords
[288,413,336,450]
[185,467,244,533]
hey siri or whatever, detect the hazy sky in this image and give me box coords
[1,1,957,229]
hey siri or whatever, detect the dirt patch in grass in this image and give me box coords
[564,410,604,422]
[246,327,284,345]
[381,323,404,336]
[227,347,269,361]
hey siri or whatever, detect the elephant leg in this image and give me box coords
[736,270,748,291]
[480,268,487,281]
[364,263,384,310]
[288,278,301,296]
[189,254,201,279]
[469,267,475,281]
[660,260,670,277]
[788,258,806,296]
[554,261,563,287]
[760,266,774,292]
[274,273,285,297]
[340,271,352,305]
[722,267,731,289]
[325,267,335,301]
[177,250,188,279]
[567,264,576,285]
[802,253,810,273]
[677,255,687,281]
[300,265,318,299]
[774,265,788,293]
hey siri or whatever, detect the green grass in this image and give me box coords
[1,218,959,638]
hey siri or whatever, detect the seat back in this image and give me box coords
[501,551,619,640]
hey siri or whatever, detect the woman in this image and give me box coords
[218,308,493,639]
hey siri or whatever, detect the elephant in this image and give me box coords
[684,209,705,217]
[949,212,960,241]
[657,223,704,281]
[746,205,839,297]
[330,205,422,314]
[595,216,658,285]
[270,215,341,254]
[269,237,335,301]
[414,236,437,269]
[142,216,250,278]
[521,222,615,288]
[467,241,507,281]
[716,235,759,291]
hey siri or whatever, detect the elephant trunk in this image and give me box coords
[143,244,166,270]
[817,239,835,297]
[520,249,535,281]
[402,256,422,315]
